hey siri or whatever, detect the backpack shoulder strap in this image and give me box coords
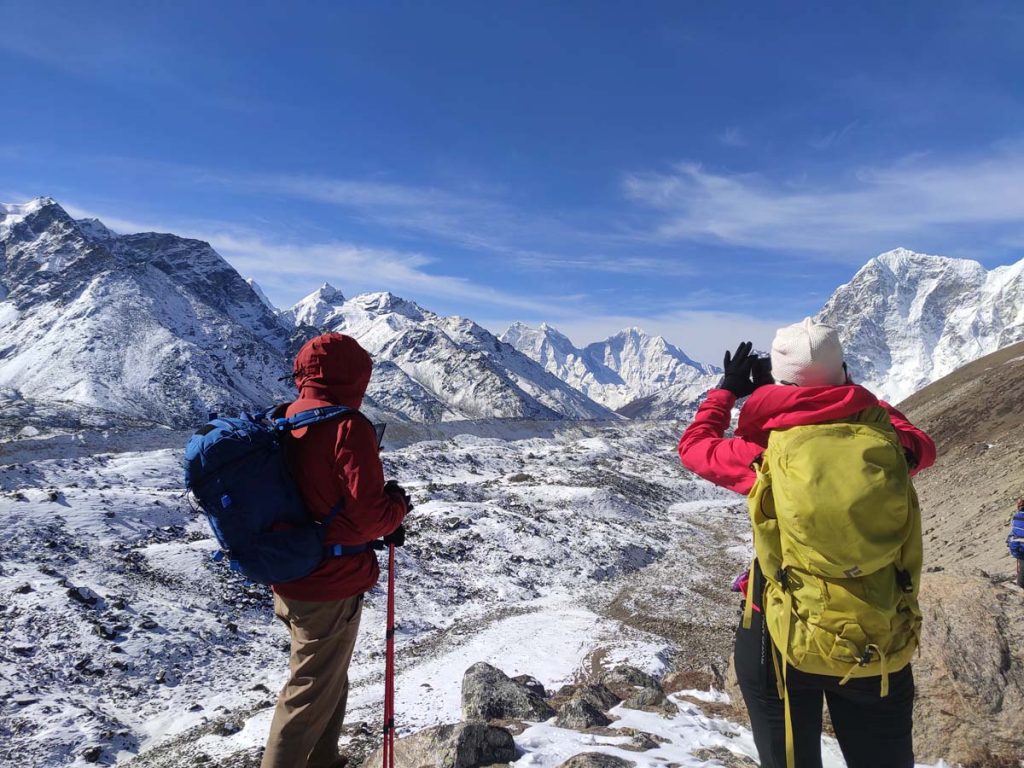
[273,405,358,433]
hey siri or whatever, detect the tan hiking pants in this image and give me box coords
[261,592,363,768]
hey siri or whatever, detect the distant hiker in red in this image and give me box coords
[262,333,409,768]
[678,319,935,768]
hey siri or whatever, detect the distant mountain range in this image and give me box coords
[1,198,1022,426]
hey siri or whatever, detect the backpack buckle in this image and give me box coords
[777,567,790,592]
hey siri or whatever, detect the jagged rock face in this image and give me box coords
[0,198,294,426]
[284,289,614,422]
[359,722,517,768]
[817,248,1024,403]
[501,322,716,411]
[461,662,556,722]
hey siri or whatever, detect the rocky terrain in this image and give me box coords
[900,340,1024,575]
[0,418,751,768]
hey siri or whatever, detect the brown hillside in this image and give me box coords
[900,340,1024,574]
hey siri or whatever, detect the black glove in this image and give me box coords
[751,356,774,389]
[383,480,413,513]
[717,341,758,398]
[382,524,406,548]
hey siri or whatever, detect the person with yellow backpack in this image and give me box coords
[678,319,936,768]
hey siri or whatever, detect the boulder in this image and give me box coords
[912,573,1024,766]
[556,753,635,768]
[576,683,620,711]
[554,690,612,730]
[690,747,758,767]
[462,663,555,722]
[512,674,547,698]
[360,722,516,768]
[598,665,662,702]
[621,687,677,715]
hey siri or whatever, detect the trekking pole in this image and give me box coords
[383,542,396,768]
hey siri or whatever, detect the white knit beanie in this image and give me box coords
[770,318,846,387]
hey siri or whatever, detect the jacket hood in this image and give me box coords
[736,384,880,445]
[292,333,372,410]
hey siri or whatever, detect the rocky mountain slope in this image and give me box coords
[283,289,614,422]
[900,340,1024,574]
[0,198,295,427]
[818,247,1024,404]
[501,323,716,411]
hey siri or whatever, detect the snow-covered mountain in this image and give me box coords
[817,248,1024,403]
[501,323,717,411]
[0,198,295,426]
[284,289,614,422]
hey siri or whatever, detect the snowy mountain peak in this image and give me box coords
[502,322,717,411]
[0,197,294,425]
[818,248,1024,402]
[349,291,427,320]
[283,282,348,328]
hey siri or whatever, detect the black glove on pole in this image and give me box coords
[717,341,758,398]
[382,524,406,548]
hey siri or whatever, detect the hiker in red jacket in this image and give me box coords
[262,333,409,768]
[678,319,935,768]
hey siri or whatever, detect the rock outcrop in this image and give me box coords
[912,572,1024,765]
[461,662,555,722]
[556,753,636,768]
[359,722,516,768]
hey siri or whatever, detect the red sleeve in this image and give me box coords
[678,389,765,495]
[332,417,407,542]
[880,401,936,475]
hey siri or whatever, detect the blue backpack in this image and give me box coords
[184,405,374,585]
[1009,510,1024,560]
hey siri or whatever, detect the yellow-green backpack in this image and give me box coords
[743,405,923,766]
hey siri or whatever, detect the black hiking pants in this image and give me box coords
[735,582,915,768]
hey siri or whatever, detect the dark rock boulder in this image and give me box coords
[360,722,516,768]
[556,753,636,768]
[598,665,663,702]
[554,690,612,730]
[461,662,555,722]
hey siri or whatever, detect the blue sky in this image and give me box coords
[3,1,1024,362]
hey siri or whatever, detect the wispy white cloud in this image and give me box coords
[623,148,1024,257]
[808,120,859,151]
[62,202,561,314]
[718,126,748,148]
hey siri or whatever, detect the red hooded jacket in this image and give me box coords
[678,385,936,495]
[273,333,407,601]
